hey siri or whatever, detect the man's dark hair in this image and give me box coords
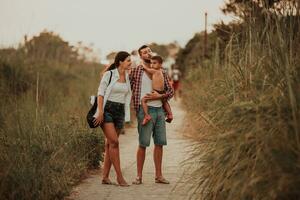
[151,55,163,64]
[138,45,149,56]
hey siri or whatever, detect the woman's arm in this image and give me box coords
[93,71,110,126]
[97,71,110,96]
[93,95,104,126]
[97,95,104,113]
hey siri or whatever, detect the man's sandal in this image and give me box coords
[155,177,170,184]
[132,177,142,185]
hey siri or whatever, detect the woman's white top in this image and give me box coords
[107,81,128,103]
[93,68,132,122]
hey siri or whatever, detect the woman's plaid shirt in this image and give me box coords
[129,65,174,113]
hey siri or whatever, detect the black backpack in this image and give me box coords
[87,70,113,128]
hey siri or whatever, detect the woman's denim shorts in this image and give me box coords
[103,100,125,130]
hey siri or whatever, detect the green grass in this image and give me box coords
[181,11,300,200]
[0,33,105,200]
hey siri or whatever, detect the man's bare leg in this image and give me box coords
[154,145,169,184]
[154,145,163,178]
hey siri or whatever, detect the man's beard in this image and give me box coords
[144,59,151,64]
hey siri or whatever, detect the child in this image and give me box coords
[141,55,173,125]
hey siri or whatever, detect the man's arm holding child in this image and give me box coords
[144,70,174,100]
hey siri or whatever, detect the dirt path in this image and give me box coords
[67,99,195,200]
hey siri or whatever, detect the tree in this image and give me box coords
[149,43,169,58]
[23,31,78,65]
[222,0,299,19]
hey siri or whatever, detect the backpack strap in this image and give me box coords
[108,70,113,86]
[109,70,113,84]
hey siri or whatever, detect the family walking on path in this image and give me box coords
[92,45,174,186]
[68,45,194,200]
[69,98,193,200]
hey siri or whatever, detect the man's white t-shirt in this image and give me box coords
[140,72,162,107]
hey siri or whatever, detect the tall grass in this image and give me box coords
[0,36,105,200]
[182,8,300,200]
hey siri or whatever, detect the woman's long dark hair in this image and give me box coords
[107,51,130,71]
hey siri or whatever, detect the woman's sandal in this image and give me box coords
[155,177,170,184]
[132,177,142,185]
[102,179,116,185]
[117,181,130,187]
[117,178,130,187]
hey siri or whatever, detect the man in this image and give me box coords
[129,45,174,184]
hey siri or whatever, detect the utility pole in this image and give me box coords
[204,12,208,58]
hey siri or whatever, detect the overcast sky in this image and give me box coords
[0,0,232,58]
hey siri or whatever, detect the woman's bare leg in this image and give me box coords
[102,139,112,183]
[102,123,128,186]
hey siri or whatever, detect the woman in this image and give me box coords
[93,51,132,186]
